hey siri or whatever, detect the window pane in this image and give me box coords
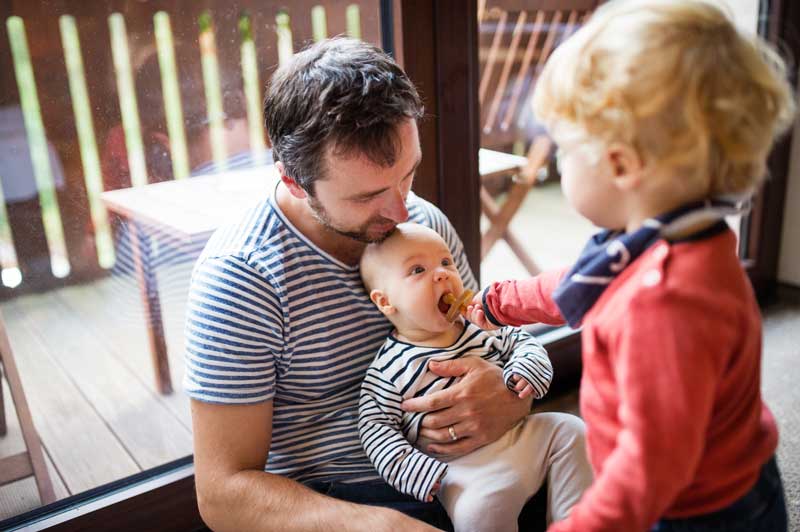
[0,1,381,522]
[477,0,760,287]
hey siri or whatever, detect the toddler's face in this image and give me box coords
[374,227,465,334]
[553,124,625,229]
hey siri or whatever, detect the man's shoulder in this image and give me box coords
[201,197,285,264]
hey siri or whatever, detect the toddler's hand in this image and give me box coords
[508,374,534,399]
[465,293,500,330]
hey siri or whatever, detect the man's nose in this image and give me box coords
[380,189,409,223]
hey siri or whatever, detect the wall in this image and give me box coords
[778,77,800,286]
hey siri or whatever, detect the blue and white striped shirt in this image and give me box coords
[358,322,553,501]
[183,181,477,483]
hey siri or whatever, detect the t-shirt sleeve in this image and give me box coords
[498,328,553,399]
[183,255,284,404]
[359,366,447,502]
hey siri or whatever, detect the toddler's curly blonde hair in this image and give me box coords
[533,0,796,196]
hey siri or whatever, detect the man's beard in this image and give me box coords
[307,195,396,244]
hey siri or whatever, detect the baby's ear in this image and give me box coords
[370,289,395,316]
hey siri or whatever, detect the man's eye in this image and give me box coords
[353,195,377,204]
[410,266,425,275]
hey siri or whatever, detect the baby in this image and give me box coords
[358,222,592,532]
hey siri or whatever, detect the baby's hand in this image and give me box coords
[508,374,534,399]
[427,479,441,502]
[465,292,500,330]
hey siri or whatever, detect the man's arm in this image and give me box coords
[191,399,442,532]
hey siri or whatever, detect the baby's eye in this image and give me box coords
[409,265,426,275]
[441,258,452,267]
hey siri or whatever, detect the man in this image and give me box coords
[185,38,538,531]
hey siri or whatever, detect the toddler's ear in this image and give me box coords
[606,142,643,190]
[370,289,396,316]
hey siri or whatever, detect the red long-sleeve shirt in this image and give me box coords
[484,229,778,531]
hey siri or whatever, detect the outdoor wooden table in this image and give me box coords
[100,166,279,394]
[478,147,542,276]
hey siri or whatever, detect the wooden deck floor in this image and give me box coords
[0,261,195,521]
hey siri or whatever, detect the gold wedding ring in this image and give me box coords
[448,425,458,441]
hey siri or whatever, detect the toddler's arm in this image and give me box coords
[479,268,569,327]
[359,367,447,503]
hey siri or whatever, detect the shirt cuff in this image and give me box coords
[482,286,505,327]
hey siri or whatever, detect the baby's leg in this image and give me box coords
[438,427,533,532]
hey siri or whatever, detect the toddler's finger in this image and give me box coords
[518,385,534,400]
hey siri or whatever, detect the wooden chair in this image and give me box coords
[0,310,56,505]
[477,1,601,274]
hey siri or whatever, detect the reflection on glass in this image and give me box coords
[0,2,381,524]
[239,12,267,164]
[312,5,329,42]
[276,10,293,65]
[199,11,226,170]
[154,11,190,180]
[7,16,70,278]
[60,15,115,269]
[346,4,362,39]
[0,175,21,287]
[109,13,148,188]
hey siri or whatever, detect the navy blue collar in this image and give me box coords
[552,199,745,328]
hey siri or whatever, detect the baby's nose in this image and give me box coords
[433,268,449,282]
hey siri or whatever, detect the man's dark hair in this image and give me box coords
[264,37,424,193]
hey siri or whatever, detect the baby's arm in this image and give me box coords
[359,367,447,502]
[497,328,553,400]
[472,268,570,328]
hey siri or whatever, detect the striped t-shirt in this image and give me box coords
[183,181,477,484]
[358,322,553,501]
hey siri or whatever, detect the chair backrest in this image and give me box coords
[478,0,602,152]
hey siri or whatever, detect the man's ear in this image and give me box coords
[276,162,308,199]
[370,289,395,316]
[605,142,643,191]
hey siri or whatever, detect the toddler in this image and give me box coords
[358,222,593,532]
[467,1,795,531]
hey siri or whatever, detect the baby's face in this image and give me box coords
[375,227,465,335]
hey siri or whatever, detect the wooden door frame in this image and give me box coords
[397,0,482,277]
[746,0,799,301]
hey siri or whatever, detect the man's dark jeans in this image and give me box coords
[307,479,548,531]
[651,456,787,532]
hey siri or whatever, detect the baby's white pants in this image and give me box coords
[438,412,592,532]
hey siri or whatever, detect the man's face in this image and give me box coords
[308,119,422,243]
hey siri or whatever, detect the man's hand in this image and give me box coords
[401,357,532,457]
